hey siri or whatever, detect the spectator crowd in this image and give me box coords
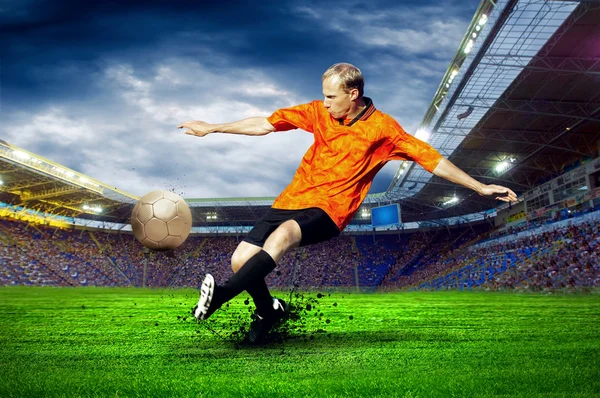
[1,210,598,292]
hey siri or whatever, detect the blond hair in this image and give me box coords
[322,63,364,98]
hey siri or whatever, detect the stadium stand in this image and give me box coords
[2,1,599,296]
[2,207,598,291]
[409,210,600,291]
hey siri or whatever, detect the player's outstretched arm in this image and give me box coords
[178,117,275,137]
[432,158,517,202]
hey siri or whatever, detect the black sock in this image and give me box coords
[218,250,277,305]
[246,279,273,315]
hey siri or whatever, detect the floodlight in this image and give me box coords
[443,196,459,206]
[0,179,3,185]
[415,128,430,142]
[464,39,474,54]
[14,151,30,160]
[495,161,509,173]
[206,212,217,220]
[83,205,102,213]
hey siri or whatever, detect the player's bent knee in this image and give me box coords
[279,220,302,246]
[231,242,262,273]
[231,251,249,273]
[263,220,302,260]
[231,257,243,273]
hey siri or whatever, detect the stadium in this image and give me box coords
[1,0,599,397]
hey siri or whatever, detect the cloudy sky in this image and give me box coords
[1,0,479,199]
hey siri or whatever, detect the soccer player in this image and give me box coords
[179,63,517,344]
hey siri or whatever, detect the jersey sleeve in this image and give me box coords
[266,101,316,133]
[386,121,443,173]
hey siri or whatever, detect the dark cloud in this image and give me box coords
[0,0,478,197]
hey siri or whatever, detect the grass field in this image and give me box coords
[1,287,599,397]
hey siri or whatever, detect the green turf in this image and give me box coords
[1,287,599,397]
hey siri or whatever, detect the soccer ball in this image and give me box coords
[131,190,192,250]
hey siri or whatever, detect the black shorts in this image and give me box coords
[243,207,340,247]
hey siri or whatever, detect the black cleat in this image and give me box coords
[192,274,221,320]
[244,298,288,345]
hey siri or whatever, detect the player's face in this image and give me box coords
[322,76,358,119]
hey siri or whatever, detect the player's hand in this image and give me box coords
[178,121,213,137]
[479,184,517,202]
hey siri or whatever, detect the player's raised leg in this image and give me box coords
[232,241,275,316]
[193,241,259,320]
[242,220,301,343]
[193,220,301,322]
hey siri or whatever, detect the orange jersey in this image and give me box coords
[267,98,443,230]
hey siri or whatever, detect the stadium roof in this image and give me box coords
[1,0,599,228]
[0,141,137,225]
[382,0,600,221]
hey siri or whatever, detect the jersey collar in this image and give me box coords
[337,97,376,127]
